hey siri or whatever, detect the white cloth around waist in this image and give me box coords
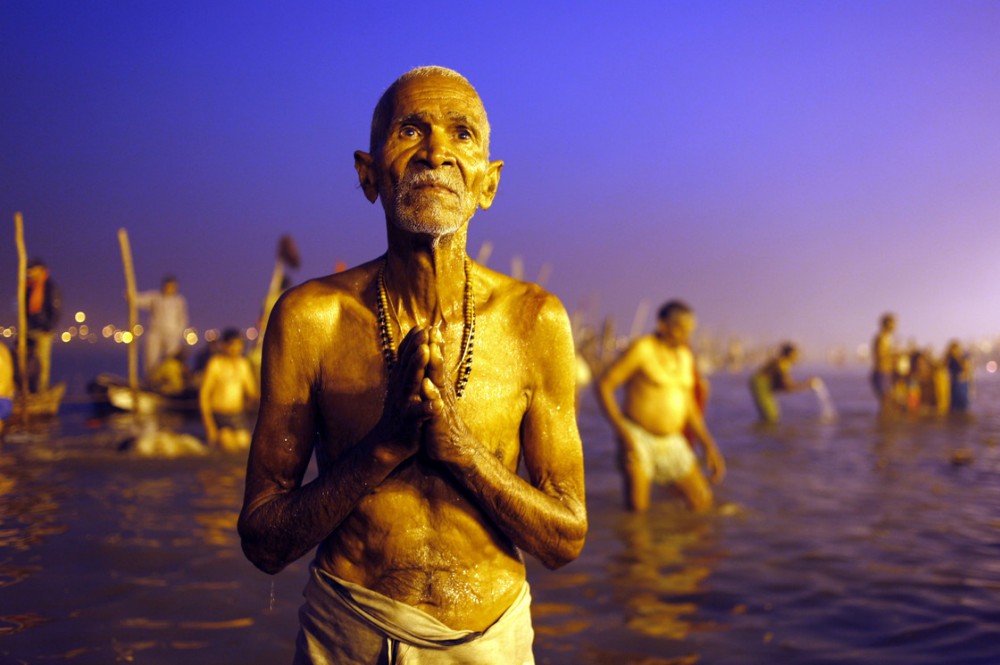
[294,564,535,664]
[622,419,696,484]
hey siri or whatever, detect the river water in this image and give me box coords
[2,362,1000,664]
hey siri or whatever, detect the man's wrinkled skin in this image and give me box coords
[237,68,587,632]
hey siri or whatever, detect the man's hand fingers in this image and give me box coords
[425,329,448,388]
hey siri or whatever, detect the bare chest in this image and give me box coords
[314,318,532,468]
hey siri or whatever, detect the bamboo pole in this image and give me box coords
[628,298,651,341]
[117,228,139,391]
[14,212,29,402]
[475,240,493,267]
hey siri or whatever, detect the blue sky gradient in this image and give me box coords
[2,1,998,359]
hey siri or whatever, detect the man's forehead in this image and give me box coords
[388,74,487,124]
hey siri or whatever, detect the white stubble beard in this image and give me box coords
[390,171,477,239]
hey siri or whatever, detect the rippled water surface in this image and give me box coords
[3,368,1000,664]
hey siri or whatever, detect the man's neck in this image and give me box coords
[654,331,682,350]
[383,229,469,329]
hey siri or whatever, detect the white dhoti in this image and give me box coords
[622,420,696,484]
[294,565,535,665]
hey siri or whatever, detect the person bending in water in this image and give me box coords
[749,342,818,424]
[238,67,587,664]
[596,300,725,513]
[199,328,257,451]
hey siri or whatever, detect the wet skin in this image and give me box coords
[238,72,587,631]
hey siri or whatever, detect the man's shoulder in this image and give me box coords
[476,264,568,325]
[274,261,379,320]
[625,334,659,356]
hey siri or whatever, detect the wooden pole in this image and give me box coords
[629,298,651,341]
[117,228,139,391]
[475,240,493,267]
[14,212,29,401]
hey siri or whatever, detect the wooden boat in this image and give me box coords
[89,374,199,416]
[13,382,66,417]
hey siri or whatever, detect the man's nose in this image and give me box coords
[417,128,455,168]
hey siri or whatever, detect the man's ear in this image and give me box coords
[477,160,504,210]
[354,151,379,203]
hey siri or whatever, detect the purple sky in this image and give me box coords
[2,1,999,360]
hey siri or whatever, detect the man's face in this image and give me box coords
[224,338,244,357]
[356,74,503,237]
[659,312,696,345]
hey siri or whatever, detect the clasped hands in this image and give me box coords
[381,325,469,465]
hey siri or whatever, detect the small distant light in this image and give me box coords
[2,328,11,338]
[79,324,89,336]
[102,325,115,338]
[185,331,199,346]
[987,361,998,374]
[75,311,86,323]
[205,329,219,343]
[122,331,134,344]
[245,327,258,341]
[133,324,144,337]
[68,326,78,336]
[60,332,72,343]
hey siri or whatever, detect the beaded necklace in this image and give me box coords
[376,256,475,398]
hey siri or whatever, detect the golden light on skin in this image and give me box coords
[75,311,86,323]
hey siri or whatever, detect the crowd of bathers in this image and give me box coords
[871,313,973,417]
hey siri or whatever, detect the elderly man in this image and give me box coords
[238,67,587,664]
[596,300,725,513]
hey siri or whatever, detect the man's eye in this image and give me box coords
[400,126,419,138]
[456,129,472,141]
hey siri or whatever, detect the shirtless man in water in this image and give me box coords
[200,328,257,451]
[596,300,725,513]
[871,312,897,413]
[238,67,587,664]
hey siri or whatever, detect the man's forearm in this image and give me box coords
[444,441,586,570]
[239,433,409,574]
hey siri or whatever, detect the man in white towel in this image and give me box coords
[596,300,725,512]
[238,66,587,664]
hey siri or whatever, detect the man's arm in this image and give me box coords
[237,289,434,574]
[134,290,154,309]
[684,392,726,483]
[594,339,645,441]
[240,357,259,402]
[199,358,219,444]
[421,295,587,570]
